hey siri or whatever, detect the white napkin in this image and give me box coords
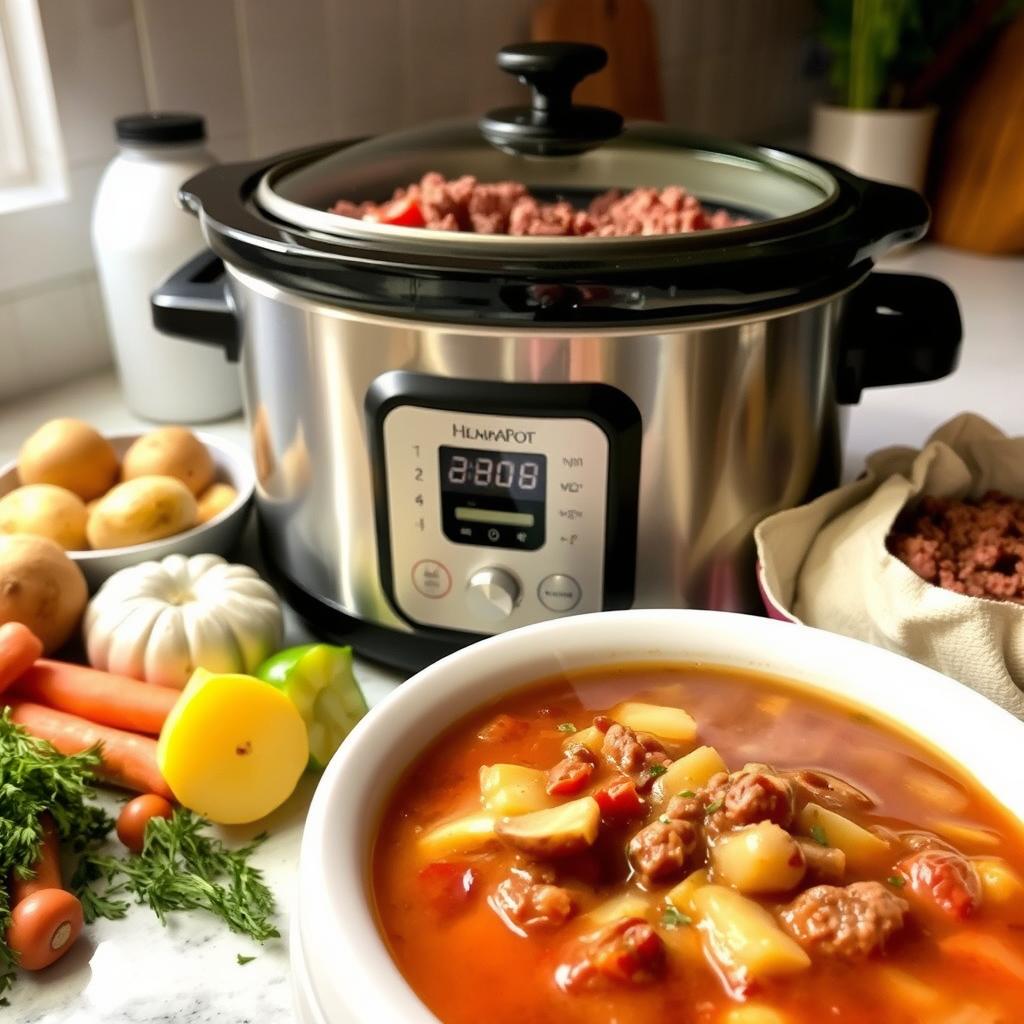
[755,413,1024,718]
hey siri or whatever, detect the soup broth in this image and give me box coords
[373,664,1024,1023]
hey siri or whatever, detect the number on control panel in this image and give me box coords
[447,454,469,484]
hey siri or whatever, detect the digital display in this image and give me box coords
[439,446,546,550]
[439,447,547,502]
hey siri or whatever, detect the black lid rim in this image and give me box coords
[116,112,206,144]
[176,141,929,328]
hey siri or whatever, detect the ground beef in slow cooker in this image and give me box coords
[887,491,1024,602]
[329,172,749,236]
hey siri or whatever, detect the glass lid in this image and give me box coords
[255,42,839,255]
[257,120,839,253]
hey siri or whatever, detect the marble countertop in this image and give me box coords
[2,242,1021,1023]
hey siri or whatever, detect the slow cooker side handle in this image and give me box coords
[836,272,962,404]
[150,250,240,362]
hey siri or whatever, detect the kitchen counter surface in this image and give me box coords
[2,242,1021,1022]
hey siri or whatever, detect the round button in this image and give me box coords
[466,566,521,622]
[411,559,452,599]
[537,573,582,612]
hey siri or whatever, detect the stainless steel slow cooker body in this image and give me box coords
[153,43,962,670]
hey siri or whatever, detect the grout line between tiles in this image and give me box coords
[233,0,256,157]
[131,0,158,110]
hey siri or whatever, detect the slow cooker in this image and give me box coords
[153,42,962,671]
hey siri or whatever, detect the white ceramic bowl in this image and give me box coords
[0,432,254,590]
[294,609,1024,1024]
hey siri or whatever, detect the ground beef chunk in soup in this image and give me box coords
[330,174,749,237]
[780,881,908,959]
[628,819,699,886]
[665,791,704,822]
[546,746,596,797]
[596,718,671,789]
[897,848,982,919]
[702,767,796,834]
[557,918,666,991]
[795,838,847,883]
[491,871,574,933]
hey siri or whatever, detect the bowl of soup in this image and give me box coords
[293,610,1024,1023]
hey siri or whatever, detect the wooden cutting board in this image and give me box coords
[930,14,1024,253]
[531,0,664,120]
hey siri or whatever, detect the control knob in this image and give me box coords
[465,566,521,622]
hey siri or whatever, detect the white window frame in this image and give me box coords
[0,0,67,214]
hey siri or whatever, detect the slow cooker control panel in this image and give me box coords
[380,405,610,633]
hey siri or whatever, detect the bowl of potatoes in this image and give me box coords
[0,419,254,589]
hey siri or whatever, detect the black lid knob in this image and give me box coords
[115,112,205,144]
[479,42,623,157]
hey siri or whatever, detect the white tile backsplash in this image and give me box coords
[1,272,110,401]
[0,0,818,396]
[0,160,107,294]
[37,0,147,168]
[323,0,410,137]
[134,0,249,143]
[235,0,332,156]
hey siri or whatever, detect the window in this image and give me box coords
[0,0,67,214]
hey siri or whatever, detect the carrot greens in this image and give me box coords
[0,710,110,996]
[0,711,279,999]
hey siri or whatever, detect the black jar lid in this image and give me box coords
[116,112,205,144]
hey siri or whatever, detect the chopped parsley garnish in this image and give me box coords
[237,954,256,965]
[661,906,692,929]
[646,763,668,779]
[809,824,829,847]
[678,790,696,798]
[704,799,723,815]
[887,875,906,888]
[556,723,577,734]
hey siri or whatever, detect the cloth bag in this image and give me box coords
[755,413,1024,718]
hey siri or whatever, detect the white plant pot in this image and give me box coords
[810,103,938,193]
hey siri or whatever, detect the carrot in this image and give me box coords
[940,929,1024,985]
[12,660,180,735]
[0,622,44,694]
[11,814,62,904]
[8,700,173,800]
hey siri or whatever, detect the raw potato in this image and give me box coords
[196,482,237,524]
[122,426,215,496]
[87,475,197,549]
[710,822,806,894]
[692,885,811,981]
[608,701,697,743]
[418,813,497,859]
[479,764,555,816]
[797,803,891,872]
[18,418,119,500]
[156,667,308,824]
[0,533,87,653]
[0,484,88,550]
[652,745,728,803]
[495,796,600,858]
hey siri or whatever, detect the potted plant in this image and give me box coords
[811,0,1021,191]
